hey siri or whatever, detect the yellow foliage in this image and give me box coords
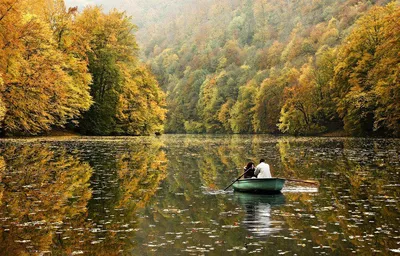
[0,0,92,135]
[334,3,400,136]
[0,144,92,254]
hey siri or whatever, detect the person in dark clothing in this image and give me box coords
[243,162,256,179]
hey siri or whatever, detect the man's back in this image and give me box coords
[255,162,272,178]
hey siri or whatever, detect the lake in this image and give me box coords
[0,135,399,255]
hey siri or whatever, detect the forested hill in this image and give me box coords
[136,0,399,137]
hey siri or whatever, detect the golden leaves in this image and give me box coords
[0,0,93,135]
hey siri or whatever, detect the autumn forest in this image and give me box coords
[0,0,166,136]
[0,0,399,137]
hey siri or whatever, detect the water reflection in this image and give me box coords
[0,135,398,255]
[235,193,285,237]
[0,145,92,255]
[274,137,400,255]
[83,140,167,254]
[0,139,167,255]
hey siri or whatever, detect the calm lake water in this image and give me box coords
[0,135,399,255]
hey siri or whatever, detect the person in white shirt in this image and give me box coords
[254,159,272,178]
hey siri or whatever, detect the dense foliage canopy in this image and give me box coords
[0,0,398,137]
[137,0,399,136]
[0,0,165,136]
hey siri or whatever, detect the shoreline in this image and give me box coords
[0,129,398,139]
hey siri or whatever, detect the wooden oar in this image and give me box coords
[283,178,320,186]
[224,168,251,191]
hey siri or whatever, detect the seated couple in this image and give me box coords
[243,159,272,179]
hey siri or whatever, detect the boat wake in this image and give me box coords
[201,186,233,195]
[282,186,319,193]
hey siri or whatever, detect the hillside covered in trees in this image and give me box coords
[0,0,398,137]
[136,0,399,137]
[0,0,166,136]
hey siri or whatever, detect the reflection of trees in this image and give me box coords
[117,146,167,210]
[127,135,248,254]
[276,138,400,255]
[191,135,263,188]
[121,135,398,254]
[0,139,168,255]
[0,145,92,255]
[164,135,398,254]
[0,156,5,206]
[82,139,168,255]
[164,135,286,190]
[277,138,329,179]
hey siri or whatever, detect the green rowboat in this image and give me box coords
[232,178,285,193]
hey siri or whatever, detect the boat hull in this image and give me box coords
[232,178,285,193]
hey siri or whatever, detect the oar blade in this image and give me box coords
[284,178,320,186]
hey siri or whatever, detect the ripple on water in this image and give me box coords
[0,135,399,255]
[282,186,319,193]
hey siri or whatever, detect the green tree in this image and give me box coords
[116,65,166,135]
[252,68,286,133]
[230,80,257,133]
[76,7,166,135]
[278,47,339,135]
[140,0,393,135]
[279,62,326,135]
[197,76,223,133]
